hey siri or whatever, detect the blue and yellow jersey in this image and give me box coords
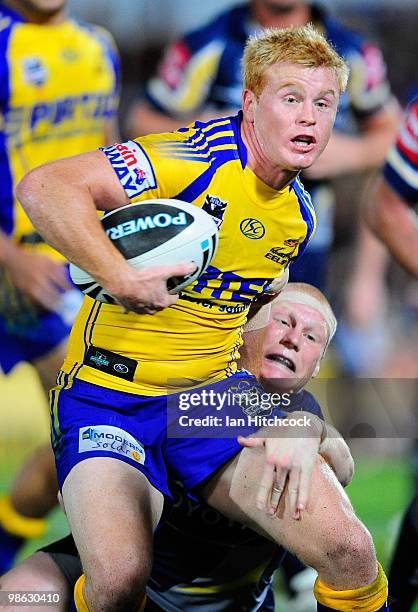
[383,93,418,206]
[0,3,119,258]
[63,114,315,395]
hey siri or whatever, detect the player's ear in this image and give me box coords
[242,89,255,121]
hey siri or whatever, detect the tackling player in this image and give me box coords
[0,0,119,573]
[16,26,389,611]
[0,283,354,612]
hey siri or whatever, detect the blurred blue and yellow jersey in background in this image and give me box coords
[0,2,119,259]
[63,113,316,395]
[0,3,119,373]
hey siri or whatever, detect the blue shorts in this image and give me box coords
[0,310,72,373]
[51,372,288,499]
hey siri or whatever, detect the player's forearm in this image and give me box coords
[351,101,401,171]
[379,218,418,277]
[308,132,393,178]
[367,180,418,277]
[319,425,354,487]
[103,117,121,146]
[16,158,128,290]
[126,102,184,137]
[353,100,401,171]
[307,103,400,179]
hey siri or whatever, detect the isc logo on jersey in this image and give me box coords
[79,425,146,464]
[100,140,157,198]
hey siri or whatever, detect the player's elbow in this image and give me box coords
[15,166,44,216]
[16,160,64,219]
[126,101,157,137]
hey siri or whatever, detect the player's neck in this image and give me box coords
[241,119,299,191]
[4,0,67,24]
[252,2,312,29]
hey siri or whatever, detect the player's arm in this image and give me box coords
[318,424,354,487]
[103,116,120,146]
[0,229,69,310]
[16,151,195,314]
[127,100,186,137]
[238,413,326,520]
[366,175,418,277]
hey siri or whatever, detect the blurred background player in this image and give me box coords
[128,0,399,291]
[0,283,355,612]
[0,0,119,573]
[126,1,398,604]
[366,89,418,279]
[365,89,418,611]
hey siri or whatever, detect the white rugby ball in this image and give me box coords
[70,199,219,303]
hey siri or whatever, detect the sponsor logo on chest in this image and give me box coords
[22,56,48,86]
[264,237,304,266]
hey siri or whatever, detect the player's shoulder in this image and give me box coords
[405,90,418,115]
[0,3,21,38]
[185,3,249,51]
[139,114,238,156]
[393,93,418,166]
[382,93,418,203]
[316,4,370,59]
[70,18,117,52]
[0,6,18,88]
[104,115,239,201]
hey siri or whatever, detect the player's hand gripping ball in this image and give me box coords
[70,199,219,303]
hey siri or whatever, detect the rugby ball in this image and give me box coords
[70,199,219,303]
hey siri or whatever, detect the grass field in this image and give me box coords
[1,364,417,610]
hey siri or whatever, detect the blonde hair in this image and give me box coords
[242,23,349,98]
[273,282,337,348]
